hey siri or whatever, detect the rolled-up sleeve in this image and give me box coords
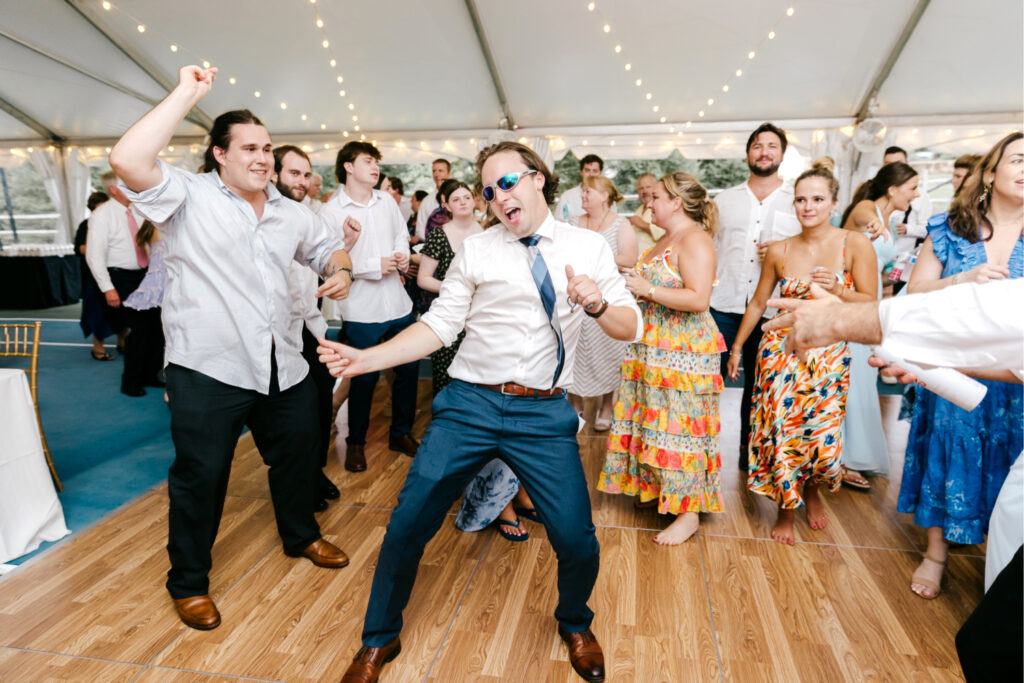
[420,248,474,346]
[592,240,643,342]
[298,212,344,275]
[118,160,188,225]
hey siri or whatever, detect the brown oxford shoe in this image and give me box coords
[345,443,367,472]
[558,626,605,682]
[387,434,419,458]
[173,594,221,630]
[341,637,401,683]
[286,538,350,568]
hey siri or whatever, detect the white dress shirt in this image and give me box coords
[555,185,584,222]
[420,213,642,389]
[710,182,800,314]
[879,279,1023,379]
[398,196,413,222]
[120,160,344,394]
[414,188,440,242]
[288,262,328,341]
[85,199,146,292]
[319,187,411,323]
[301,195,323,215]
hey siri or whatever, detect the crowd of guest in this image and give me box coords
[85,71,1019,680]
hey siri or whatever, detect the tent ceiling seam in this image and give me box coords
[0,92,65,144]
[854,0,932,122]
[463,0,515,130]
[64,0,212,130]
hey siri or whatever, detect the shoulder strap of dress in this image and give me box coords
[842,232,849,271]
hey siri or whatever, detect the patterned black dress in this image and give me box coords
[421,226,465,397]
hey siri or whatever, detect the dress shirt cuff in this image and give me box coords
[353,258,383,280]
[306,316,329,340]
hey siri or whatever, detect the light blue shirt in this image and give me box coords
[121,161,344,393]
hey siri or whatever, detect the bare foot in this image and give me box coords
[653,512,699,545]
[771,509,796,545]
[805,484,829,531]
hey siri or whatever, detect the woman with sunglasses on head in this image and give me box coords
[726,159,877,545]
[836,162,920,491]
[897,132,1023,600]
[567,175,638,431]
[598,172,724,545]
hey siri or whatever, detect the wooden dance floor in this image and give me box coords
[0,382,983,681]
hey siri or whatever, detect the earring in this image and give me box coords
[979,183,991,205]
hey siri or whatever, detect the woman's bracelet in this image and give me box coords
[647,286,656,299]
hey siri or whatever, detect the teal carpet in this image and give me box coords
[1,318,175,564]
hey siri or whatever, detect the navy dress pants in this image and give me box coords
[361,380,599,646]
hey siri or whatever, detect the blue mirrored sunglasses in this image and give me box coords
[481,169,538,202]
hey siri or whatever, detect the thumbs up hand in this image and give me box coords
[565,264,602,313]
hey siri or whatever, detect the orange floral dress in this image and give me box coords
[747,249,852,508]
[598,247,726,514]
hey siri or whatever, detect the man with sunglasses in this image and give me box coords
[321,141,641,683]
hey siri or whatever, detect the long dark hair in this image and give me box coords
[840,161,918,227]
[948,132,1023,243]
[201,109,264,173]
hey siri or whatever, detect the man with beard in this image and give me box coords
[274,144,345,511]
[710,122,801,469]
[109,65,354,631]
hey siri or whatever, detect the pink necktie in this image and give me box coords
[125,208,149,268]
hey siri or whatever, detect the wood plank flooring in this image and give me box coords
[0,380,981,681]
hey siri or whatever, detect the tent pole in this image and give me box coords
[463,0,515,130]
[854,0,932,122]
[0,167,15,247]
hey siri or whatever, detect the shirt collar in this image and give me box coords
[502,211,556,243]
[333,187,383,209]
[210,170,280,204]
[743,180,789,202]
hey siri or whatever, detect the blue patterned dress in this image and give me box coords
[897,214,1024,544]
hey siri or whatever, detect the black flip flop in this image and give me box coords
[493,517,529,542]
[91,350,115,361]
[513,505,543,524]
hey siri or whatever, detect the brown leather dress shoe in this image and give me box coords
[286,538,350,568]
[558,626,605,682]
[388,434,419,458]
[341,637,401,683]
[345,444,367,472]
[173,594,221,630]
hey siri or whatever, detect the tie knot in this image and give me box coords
[519,234,541,248]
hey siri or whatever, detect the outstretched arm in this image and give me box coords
[110,66,217,193]
[318,322,443,378]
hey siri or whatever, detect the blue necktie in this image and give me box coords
[519,234,565,388]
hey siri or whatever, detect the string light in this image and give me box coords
[320,123,327,130]
[254,90,261,98]
[228,77,236,85]
[137,24,145,33]
[587,1,595,9]
[102,1,111,8]
[169,44,178,52]
[301,114,308,121]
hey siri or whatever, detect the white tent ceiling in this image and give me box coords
[0,0,1021,165]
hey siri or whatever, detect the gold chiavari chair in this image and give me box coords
[0,321,62,491]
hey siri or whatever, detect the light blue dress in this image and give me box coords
[124,239,167,310]
[840,207,898,475]
[454,459,521,531]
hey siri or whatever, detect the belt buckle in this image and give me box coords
[500,383,517,396]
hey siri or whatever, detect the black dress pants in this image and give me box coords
[301,326,335,470]
[123,307,165,392]
[104,267,145,334]
[164,359,321,599]
[710,307,764,467]
[956,546,1023,682]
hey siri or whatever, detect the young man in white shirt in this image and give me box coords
[109,65,354,632]
[319,141,419,473]
[321,141,642,683]
[274,144,342,512]
[710,122,801,468]
[413,158,452,242]
[556,154,604,222]
[85,170,150,396]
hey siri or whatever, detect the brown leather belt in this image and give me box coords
[476,382,566,397]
